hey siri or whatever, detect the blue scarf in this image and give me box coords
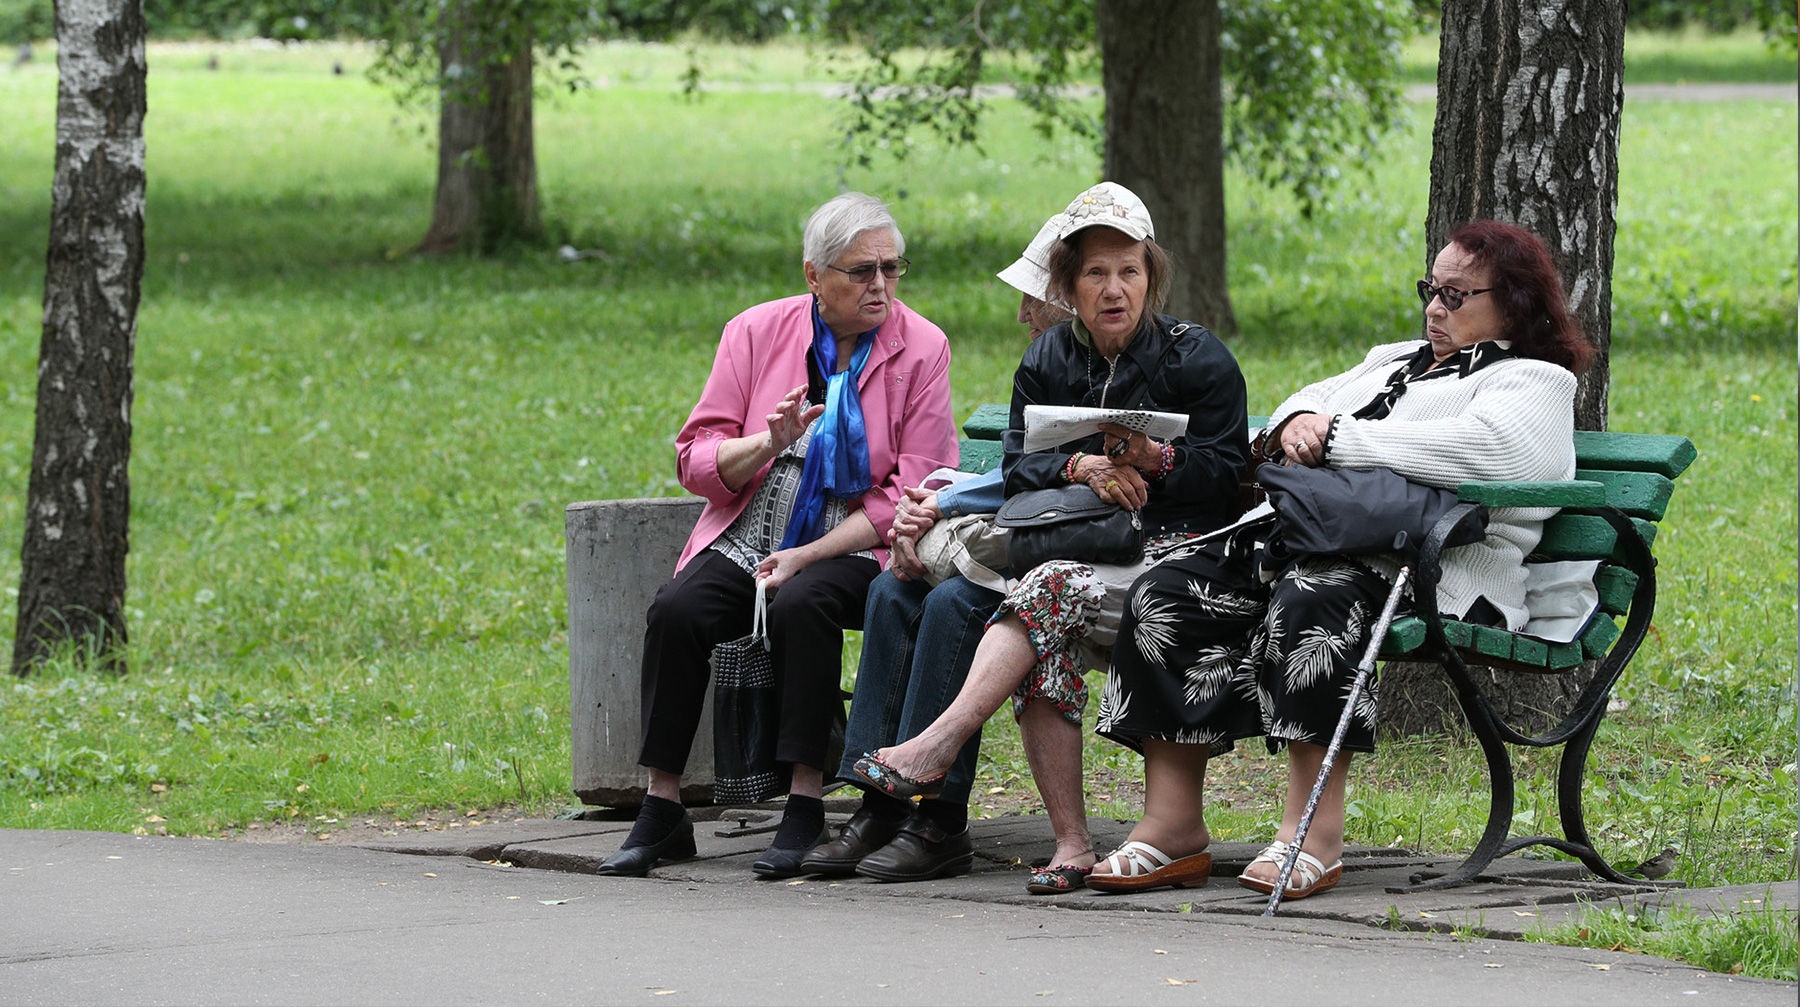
[780,302,877,550]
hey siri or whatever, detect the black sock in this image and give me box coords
[772,794,825,850]
[860,790,912,825]
[621,794,686,850]
[918,798,967,834]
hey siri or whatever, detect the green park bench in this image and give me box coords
[960,402,1698,892]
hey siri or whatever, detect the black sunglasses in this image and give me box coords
[826,257,910,283]
[1416,279,1492,312]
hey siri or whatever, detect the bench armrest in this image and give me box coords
[1457,479,1606,509]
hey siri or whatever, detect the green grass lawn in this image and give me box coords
[0,40,1794,973]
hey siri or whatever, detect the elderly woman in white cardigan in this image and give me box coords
[1087,221,1595,899]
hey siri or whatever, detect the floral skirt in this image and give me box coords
[1101,536,1397,755]
[990,533,1203,724]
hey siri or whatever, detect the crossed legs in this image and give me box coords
[873,614,1095,870]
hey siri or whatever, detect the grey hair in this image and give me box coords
[803,192,904,268]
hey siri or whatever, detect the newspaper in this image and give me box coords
[1021,405,1189,454]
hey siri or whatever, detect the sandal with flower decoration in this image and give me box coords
[1026,851,1096,895]
[850,752,946,802]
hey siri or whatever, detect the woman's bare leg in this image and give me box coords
[646,767,682,802]
[875,615,1037,781]
[788,763,823,799]
[1018,698,1094,868]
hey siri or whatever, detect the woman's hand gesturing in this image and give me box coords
[766,384,825,455]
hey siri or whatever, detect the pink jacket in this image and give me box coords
[673,294,958,573]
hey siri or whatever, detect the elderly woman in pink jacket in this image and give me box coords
[598,192,958,880]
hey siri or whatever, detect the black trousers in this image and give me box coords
[638,549,879,776]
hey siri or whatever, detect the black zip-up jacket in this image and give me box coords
[1001,312,1251,538]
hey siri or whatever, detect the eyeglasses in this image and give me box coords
[826,257,910,283]
[1416,279,1493,312]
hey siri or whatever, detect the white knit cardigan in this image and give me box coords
[1266,340,1578,630]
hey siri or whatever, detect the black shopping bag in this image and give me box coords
[711,633,784,805]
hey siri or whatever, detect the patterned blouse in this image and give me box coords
[710,421,874,574]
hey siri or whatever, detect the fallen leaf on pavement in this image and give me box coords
[1153,949,1167,955]
[1418,911,1437,919]
[1585,963,1612,971]
[1513,911,1536,917]
[538,898,582,905]
[423,873,437,878]
[787,880,806,886]
[1164,978,1184,986]
[1483,963,1503,969]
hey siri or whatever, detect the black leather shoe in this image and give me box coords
[801,808,906,876]
[854,811,972,883]
[594,812,696,877]
[752,827,829,879]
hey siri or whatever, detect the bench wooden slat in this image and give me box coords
[1534,515,1658,563]
[1534,514,1617,559]
[1594,565,1640,617]
[957,438,1004,475]
[962,404,1011,440]
[1574,468,1677,521]
[1573,430,1697,479]
[1581,616,1621,659]
[1459,480,1606,509]
[1380,616,1426,656]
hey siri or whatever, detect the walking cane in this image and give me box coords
[1263,563,1412,917]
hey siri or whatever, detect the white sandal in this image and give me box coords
[1086,840,1211,893]
[1236,840,1343,900]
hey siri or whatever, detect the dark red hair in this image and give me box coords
[1445,220,1593,375]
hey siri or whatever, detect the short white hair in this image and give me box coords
[803,192,904,268]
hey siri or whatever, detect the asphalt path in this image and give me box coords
[3,829,1792,1006]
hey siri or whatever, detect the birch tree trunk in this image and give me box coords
[13,0,146,675]
[1098,0,1237,336]
[416,4,541,254]
[1379,0,1624,735]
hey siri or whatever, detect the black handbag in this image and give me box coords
[995,484,1144,574]
[1255,463,1488,557]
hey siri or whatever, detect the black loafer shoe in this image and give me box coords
[801,808,905,876]
[854,811,972,883]
[594,813,696,877]
[752,827,829,879]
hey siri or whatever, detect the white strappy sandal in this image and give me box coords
[1085,840,1212,893]
[1236,840,1343,900]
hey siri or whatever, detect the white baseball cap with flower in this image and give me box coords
[996,181,1154,308]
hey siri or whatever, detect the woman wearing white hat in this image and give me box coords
[851,182,1253,894]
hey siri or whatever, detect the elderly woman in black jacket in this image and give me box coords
[850,182,1250,892]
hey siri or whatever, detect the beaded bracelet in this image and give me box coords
[1154,440,1175,479]
[1063,451,1086,483]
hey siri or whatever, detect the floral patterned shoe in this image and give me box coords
[1026,856,1095,895]
[850,752,946,802]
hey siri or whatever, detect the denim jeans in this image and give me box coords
[836,572,1003,807]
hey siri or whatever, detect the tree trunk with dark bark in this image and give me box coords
[1380,0,1624,736]
[13,0,146,675]
[1097,0,1236,337]
[416,7,541,254]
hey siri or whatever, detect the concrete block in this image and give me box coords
[566,497,712,808]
